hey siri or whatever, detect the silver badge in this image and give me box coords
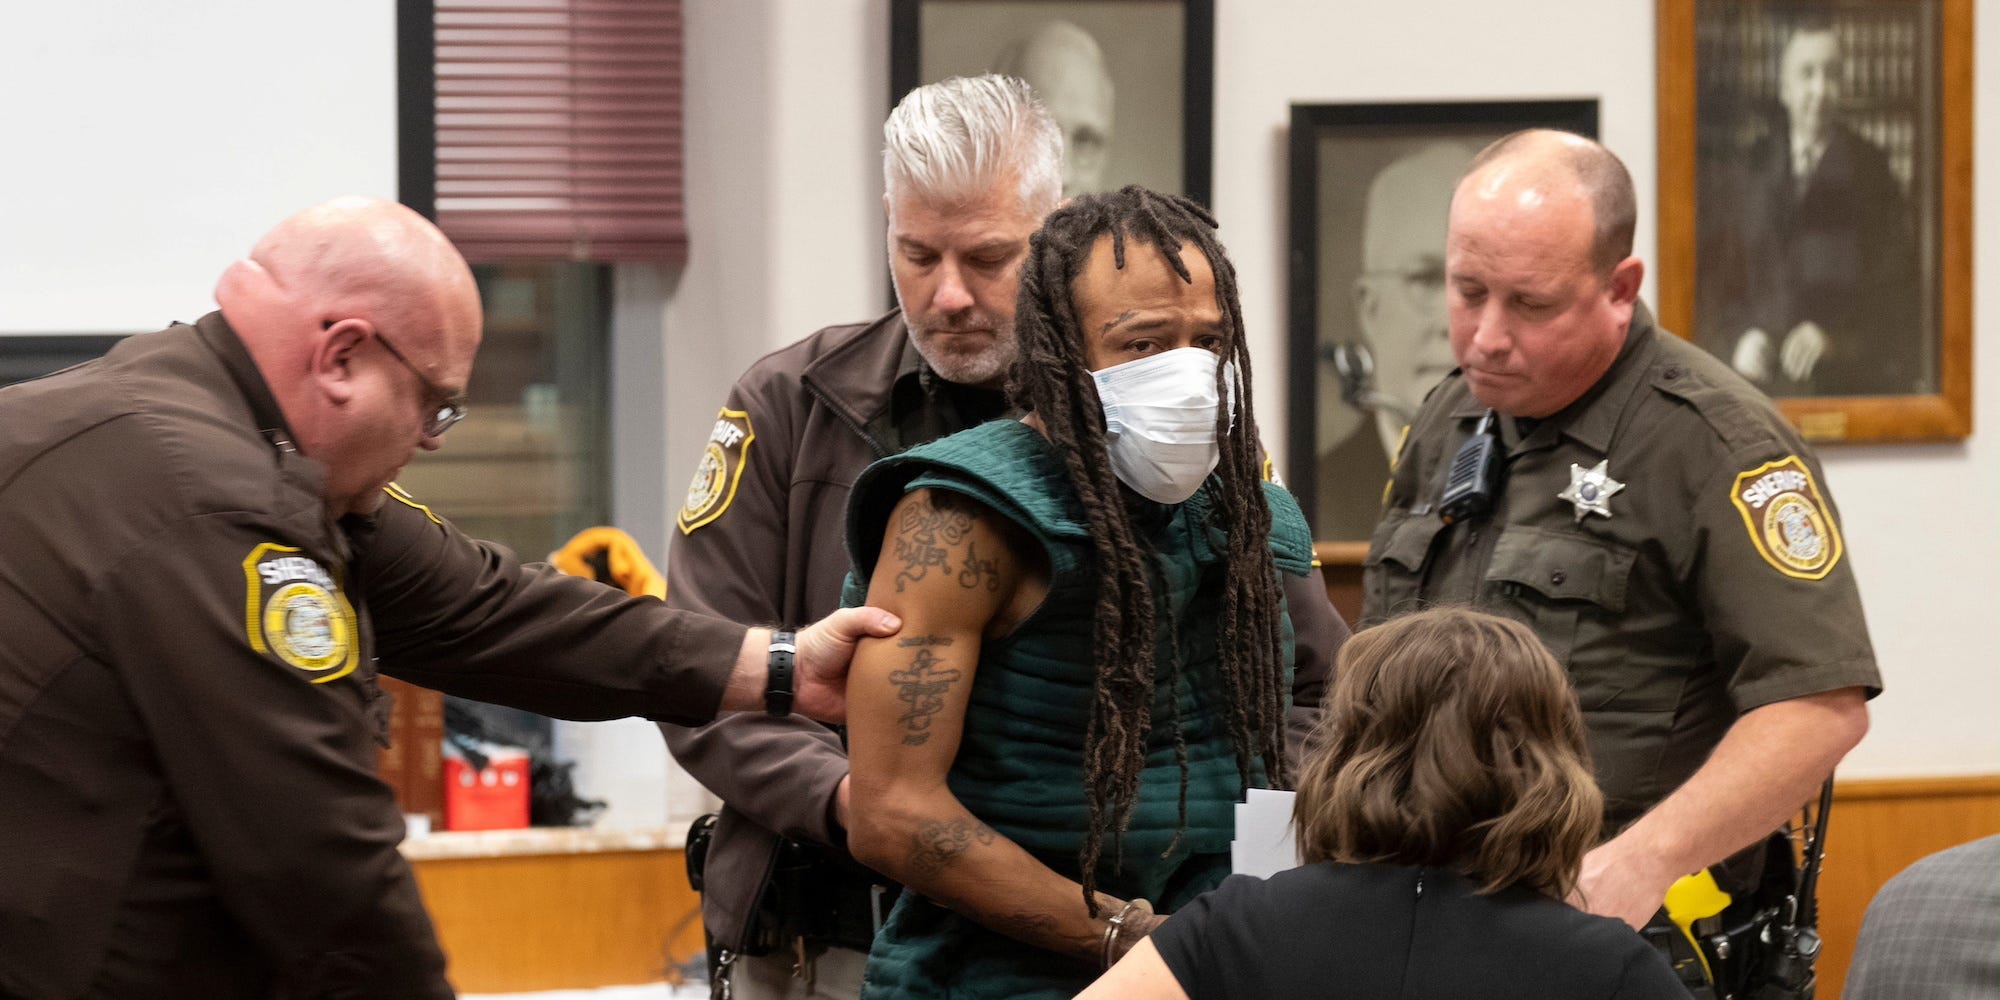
[1557,459,1624,523]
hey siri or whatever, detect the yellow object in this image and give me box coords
[1664,869,1733,984]
[549,527,667,600]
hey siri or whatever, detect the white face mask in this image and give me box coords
[1091,347,1235,504]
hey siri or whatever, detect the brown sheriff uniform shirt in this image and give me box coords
[662,311,1350,951]
[0,314,748,999]
[1363,304,1881,834]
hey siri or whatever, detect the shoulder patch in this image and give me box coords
[1729,456,1844,580]
[383,481,442,524]
[678,407,756,535]
[242,543,359,682]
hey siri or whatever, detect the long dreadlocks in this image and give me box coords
[1007,186,1290,913]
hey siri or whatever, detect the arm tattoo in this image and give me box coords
[893,502,973,592]
[889,640,963,745]
[909,818,997,877]
[957,541,1001,592]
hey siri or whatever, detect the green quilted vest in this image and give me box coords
[843,419,1313,1000]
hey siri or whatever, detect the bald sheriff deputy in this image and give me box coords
[0,197,895,999]
[1363,130,1880,932]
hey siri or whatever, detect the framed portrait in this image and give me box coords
[1285,100,1598,554]
[1658,0,1972,442]
[889,0,1214,206]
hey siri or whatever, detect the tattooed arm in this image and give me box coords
[846,489,1136,963]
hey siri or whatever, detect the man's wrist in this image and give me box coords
[721,628,770,713]
[1100,897,1154,970]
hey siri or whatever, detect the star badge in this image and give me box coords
[1557,459,1624,523]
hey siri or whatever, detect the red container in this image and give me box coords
[442,748,530,831]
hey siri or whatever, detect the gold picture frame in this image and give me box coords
[1656,0,1972,442]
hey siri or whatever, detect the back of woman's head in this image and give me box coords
[1294,607,1602,898]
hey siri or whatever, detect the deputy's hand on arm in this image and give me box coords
[718,608,902,724]
[845,489,1133,963]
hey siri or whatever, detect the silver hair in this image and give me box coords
[882,74,1063,213]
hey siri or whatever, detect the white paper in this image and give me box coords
[1229,787,1302,878]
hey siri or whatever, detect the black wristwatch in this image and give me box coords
[765,629,796,717]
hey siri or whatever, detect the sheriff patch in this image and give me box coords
[1730,456,1843,580]
[242,543,359,682]
[677,408,755,535]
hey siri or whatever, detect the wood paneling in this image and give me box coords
[412,848,704,993]
[1314,544,1365,628]
[409,787,1995,994]
[1816,776,2000,999]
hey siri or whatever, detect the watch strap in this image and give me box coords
[765,630,796,717]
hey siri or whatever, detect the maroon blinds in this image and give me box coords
[434,0,687,264]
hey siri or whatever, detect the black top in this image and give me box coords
[1151,863,1686,1000]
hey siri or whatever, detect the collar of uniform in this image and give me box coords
[799,310,913,432]
[1548,301,1663,456]
[897,336,930,401]
[880,338,1010,452]
[192,311,299,451]
[1444,300,1662,457]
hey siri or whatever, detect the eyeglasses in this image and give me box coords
[1359,262,1448,314]
[374,332,469,437]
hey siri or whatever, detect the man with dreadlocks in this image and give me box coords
[549,75,1346,998]
[840,186,1313,999]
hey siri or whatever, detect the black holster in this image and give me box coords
[683,814,899,970]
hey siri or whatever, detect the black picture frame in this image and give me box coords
[890,0,1214,207]
[1285,100,1598,553]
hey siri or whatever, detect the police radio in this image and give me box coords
[1437,410,1501,524]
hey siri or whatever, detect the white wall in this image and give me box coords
[1829,12,1999,777]
[0,1,398,333]
[656,1,891,509]
[669,0,1998,780]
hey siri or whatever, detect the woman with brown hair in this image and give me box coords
[1078,607,1686,999]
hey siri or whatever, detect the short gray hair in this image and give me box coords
[883,74,1063,213]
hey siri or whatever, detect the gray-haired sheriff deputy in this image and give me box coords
[0,197,892,1000]
[1363,131,1880,935]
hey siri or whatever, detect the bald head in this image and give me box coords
[1443,130,1644,418]
[1461,130,1635,277]
[215,197,484,516]
[221,197,480,361]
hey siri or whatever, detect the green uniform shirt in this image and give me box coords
[1363,304,1881,832]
